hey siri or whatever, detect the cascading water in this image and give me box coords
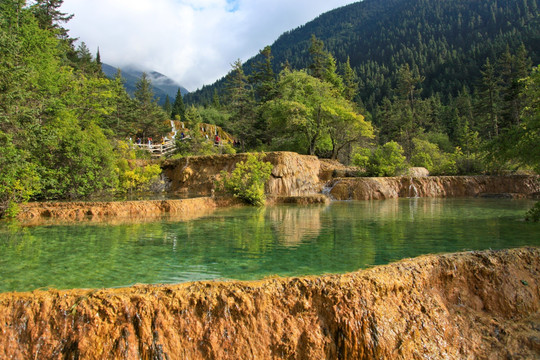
[170,120,177,139]
[408,178,419,198]
[322,180,341,201]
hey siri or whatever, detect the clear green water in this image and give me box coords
[1,198,539,293]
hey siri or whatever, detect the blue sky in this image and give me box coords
[61,0,358,91]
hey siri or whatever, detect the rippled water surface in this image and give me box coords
[1,198,539,293]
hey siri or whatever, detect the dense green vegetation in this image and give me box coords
[1,0,539,218]
[0,0,171,216]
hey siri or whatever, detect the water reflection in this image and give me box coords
[267,205,323,246]
[0,198,539,293]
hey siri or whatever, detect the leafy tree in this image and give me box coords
[102,70,137,137]
[265,70,371,156]
[174,105,217,156]
[525,202,540,222]
[498,44,532,129]
[35,114,118,199]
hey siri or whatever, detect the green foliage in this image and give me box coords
[264,69,372,156]
[133,72,169,139]
[197,106,231,128]
[453,147,486,175]
[410,138,457,175]
[171,88,186,120]
[525,201,540,222]
[0,132,41,217]
[217,153,273,206]
[35,115,119,199]
[351,147,371,169]
[490,65,540,173]
[353,141,408,177]
[116,161,162,195]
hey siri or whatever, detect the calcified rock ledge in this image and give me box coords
[17,197,227,225]
[327,175,540,200]
[0,248,539,359]
[162,152,322,197]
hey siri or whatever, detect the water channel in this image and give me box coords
[1,198,539,293]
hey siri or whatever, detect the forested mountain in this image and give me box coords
[101,64,189,105]
[185,0,539,109]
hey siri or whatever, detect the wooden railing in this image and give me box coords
[134,140,176,158]
[132,121,237,158]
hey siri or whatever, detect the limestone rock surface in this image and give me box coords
[1,248,539,359]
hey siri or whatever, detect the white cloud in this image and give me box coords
[61,0,358,91]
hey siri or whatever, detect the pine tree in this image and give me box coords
[133,73,169,140]
[163,95,172,117]
[477,58,500,138]
[498,44,532,128]
[171,88,186,121]
[31,0,73,38]
[341,56,359,101]
[309,35,327,80]
[396,64,424,112]
[250,46,276,102]
[226,59,256,149]
[212,89,221,108]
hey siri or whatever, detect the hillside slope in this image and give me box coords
[185,0,540,109]
[102,63,189,105]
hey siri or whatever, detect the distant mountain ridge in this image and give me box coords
[184,0,540,109]
[101,63,189,105]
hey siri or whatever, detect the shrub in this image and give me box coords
[351,147,371,170]
[525,201,540,222]
[217,153,273,206]
[353,142,407,177]
[116,159,162,195]
[410,138,457,175]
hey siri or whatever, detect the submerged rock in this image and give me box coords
[0,247,539,359]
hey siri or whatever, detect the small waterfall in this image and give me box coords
[170,120,177,139]
[322,180,341,201]
[408,178,419,198]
